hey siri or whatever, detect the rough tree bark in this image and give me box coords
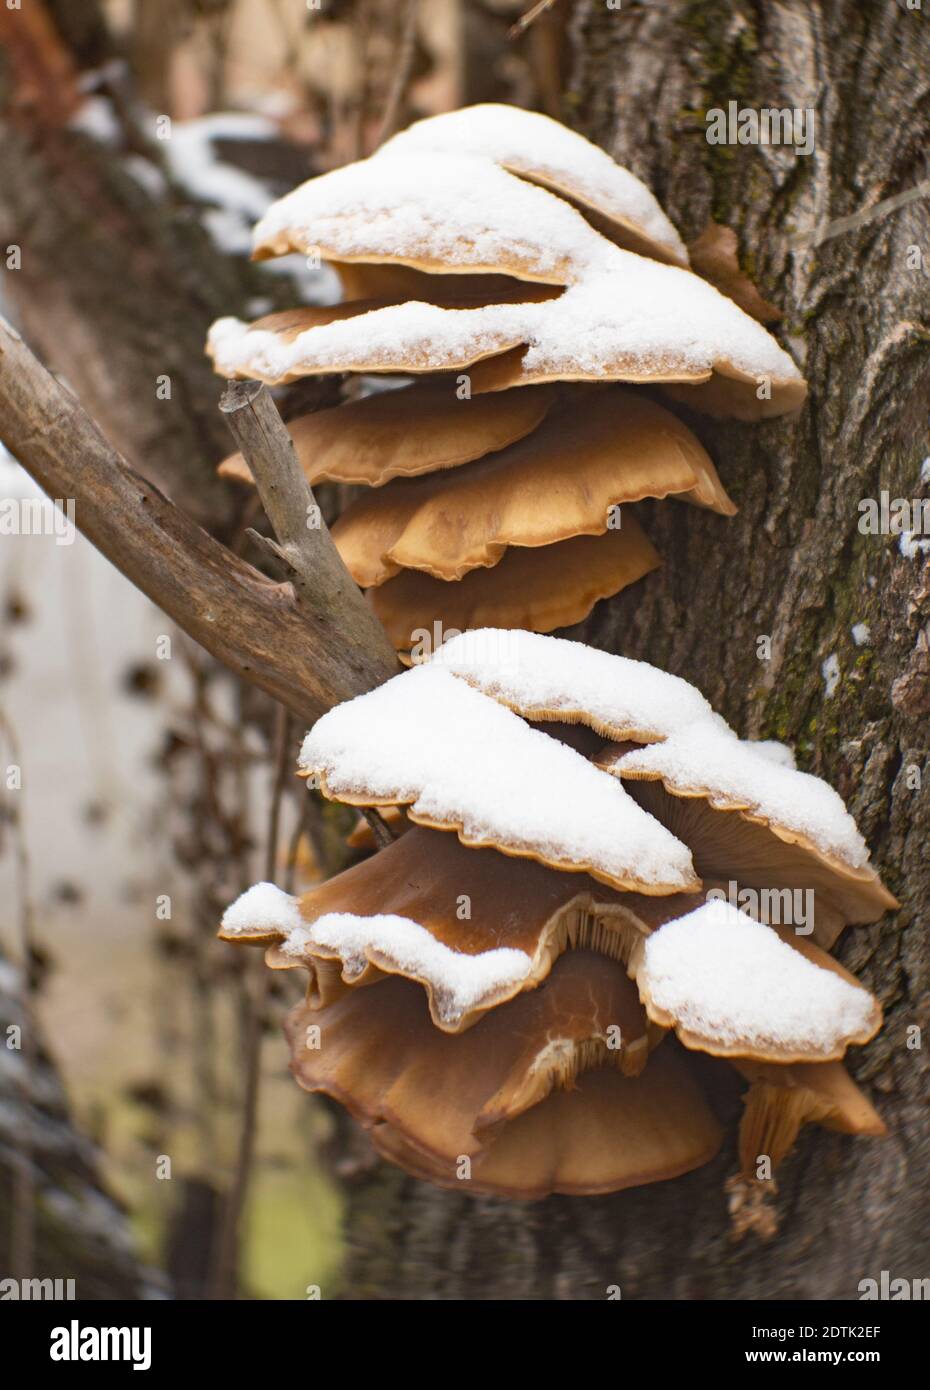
[339,0,930,1300]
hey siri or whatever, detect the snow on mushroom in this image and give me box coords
[596,723,899,925]
[207,104,806,652]
[297,663,699,895]
[219,632,895,1210]
[628,901,882,1063]
[221,825,700,1030]
[377,103,690,267]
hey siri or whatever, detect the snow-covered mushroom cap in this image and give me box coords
[251,150,614,283]
[207,247,806,418]
[220,825,704,1031]
[207,300,528,384]
[217,379,558,489]
[378,103,689,268]
[331,388,734,587]
[298,664,699,895]
[598,725,898,922]
[431,627,729,743]
[370,523,661,653]
[631,902,882,1063]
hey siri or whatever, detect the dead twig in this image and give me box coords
[508,0,562,41]
[211,703,292,1300]
[361,807,398,848]
[372,0,419,149]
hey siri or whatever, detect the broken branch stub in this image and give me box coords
[218,380,397,667]
[0,317,397,723]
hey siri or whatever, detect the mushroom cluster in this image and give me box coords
[220,629,895,1202]
[209,105,807,655]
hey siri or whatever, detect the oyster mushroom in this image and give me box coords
[370,522,662,653]
[218,631,893,1203]
[597,724,898,924]
[221,825,703,1030]
[298,663,699,895]
[378,102,690,267]
[628,901,882,1064]
[218,378,559,490]
[331,388,733,588]
[281,959,721,1198]
[207,105,807,646]
[734,1057,887,1175]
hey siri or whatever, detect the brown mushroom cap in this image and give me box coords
[223,825,702,1030]
[330,259,563,306]
[208,245,806,417]
[596,742,898,926]
[331,388,733,587]
[370,520,661,652]
[219,379,559,489]
[208,299,805,417]
[283,950,652,1157]
[661,372,806,424]
[368,1047,723,1198]
[463,324,806,422]
[733,1058,886,1174]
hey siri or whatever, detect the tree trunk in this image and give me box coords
[339,0,930,1300]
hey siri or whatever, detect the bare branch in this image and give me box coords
[0,316,398,725]
[219,381,395,670]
